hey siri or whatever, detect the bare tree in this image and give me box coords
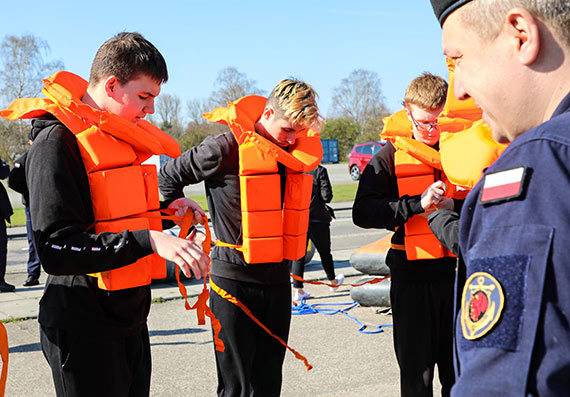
[156,94,181,128]
[187,98,210,125]
[154,94,185,140]
[0,34,63,104]
[0,34,63,162]
[208,67,264,107]
[330,69,387,125]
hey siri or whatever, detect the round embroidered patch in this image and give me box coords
[461,272,505,340]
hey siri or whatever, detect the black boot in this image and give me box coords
[0,280,15,292]
[23,275,40,287]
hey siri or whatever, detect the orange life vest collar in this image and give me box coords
[0,71,180,160]
[203,95,322,173]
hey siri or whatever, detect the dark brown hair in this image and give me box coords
[89,32,168,85]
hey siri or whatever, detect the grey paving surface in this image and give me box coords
[0,166,444,395]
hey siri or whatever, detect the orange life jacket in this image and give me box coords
[203,95,323,264]
[381,62,506,191]
[393,144,456,260]
[0,71,181,290]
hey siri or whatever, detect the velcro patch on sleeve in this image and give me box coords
[479,166,526,204]
[460,254,530,352]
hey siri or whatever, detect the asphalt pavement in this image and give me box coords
[0,163,443,396]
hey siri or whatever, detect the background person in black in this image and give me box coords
[8,131,41,287]
[0,158,14,292]
[290,164,344,301]
[353,73,458,396]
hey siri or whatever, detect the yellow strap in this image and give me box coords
[216,240,244,252]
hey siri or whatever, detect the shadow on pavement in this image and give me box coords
[10,342,41,353]
[149,327,207,337]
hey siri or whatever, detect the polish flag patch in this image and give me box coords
[480,166,526,204]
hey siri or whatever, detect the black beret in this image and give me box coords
[430,0,474,26]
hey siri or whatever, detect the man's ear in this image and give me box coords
[262,106,275,121]
[507,8,540,65]
[103,76,120,98]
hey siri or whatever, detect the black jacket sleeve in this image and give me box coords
[317,166,333,203]
[352,142,424,230]
[159,133,234,202]
[428,209,460,255]
[8,151,28,196]
[27,121,153,276]
[0,159,9,180]
[0,158,13,222]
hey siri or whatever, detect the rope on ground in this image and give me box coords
[292,299,393,335]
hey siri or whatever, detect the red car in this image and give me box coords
[348,142,385,180]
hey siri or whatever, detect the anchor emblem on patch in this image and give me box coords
[461,272,505,340]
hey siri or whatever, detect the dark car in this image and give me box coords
[348,142,385,181]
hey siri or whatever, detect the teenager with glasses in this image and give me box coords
[353,72,459,396]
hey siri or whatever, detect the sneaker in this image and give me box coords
[293,290,312,301]
[0,281,15,292]
[23,276,40,287]
[329,274,345,292]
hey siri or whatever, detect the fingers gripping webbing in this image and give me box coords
[166,209,224,352]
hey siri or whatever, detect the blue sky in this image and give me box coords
[1,0,446,119]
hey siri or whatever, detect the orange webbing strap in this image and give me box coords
[290,274,391,289]
[0,322,8,397]
[209,276,313,371]
[169,210,225,352]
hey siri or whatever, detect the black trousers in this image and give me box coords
[0,218,6,282]
[25,205,40,278]
[210,275,291,397]
[390,268,455,397]
[290,222,335,288]
[40,324,151,397]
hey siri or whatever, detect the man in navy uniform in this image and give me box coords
[430,0,570,395]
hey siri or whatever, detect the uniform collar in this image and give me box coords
[552,90,570,119]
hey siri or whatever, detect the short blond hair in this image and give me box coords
[460,0,570,47]
[403,72,448,111]
[267,79,323,130]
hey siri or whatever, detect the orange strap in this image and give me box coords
[180,218,389,371]
[169,210,225,352]
[209,276,313,371]
[213,241,314,369]
[0,322,8,397]
[290,274,391,289]
[390,244,406,251]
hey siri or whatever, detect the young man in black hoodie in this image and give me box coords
[1,32,209,396]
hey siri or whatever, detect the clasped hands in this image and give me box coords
[419,181,454,217]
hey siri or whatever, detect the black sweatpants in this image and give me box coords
[0,217,7,282]
[291,222,335,288]
[210,274,291,397]
[40,324,151,397]
[390,267,455,397]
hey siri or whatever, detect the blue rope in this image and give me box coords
[292,299,392,334]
